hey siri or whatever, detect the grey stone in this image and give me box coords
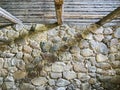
[16,60,25,70]
[0,58,4,68]
[66,84,76,90]
[57,87,66,90]
[48,79,55,86]
[90,40,108,54]
[36,86,45,90]
[110,38,118,46]
[56,78,70,87]
[81,83,91,90]
[88,66,96,73]
[48,29,58,37]
[16,52,23,59]
[78,73,90,82]
[59,52,72,61]
[81,48,94,57]
[96,54,108,62]
[73,79,81,88]
[20,83,35,90]
[50,72,62,79]
[0,77,3,85]
[0,52,15,58]
[49,44,60,53]
[114,27,120,38]
[104,27,113,34]
[52,36,62,43]
[67,28,76,36]
[63,71,77,80]
[5,75,14,82]
[52,62,65,72]
[31,77,47,86]
[64,62,73,71]
[2,82,16,90]
[69,46,80,54]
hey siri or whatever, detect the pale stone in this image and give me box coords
[81,48,93,57]
[31,77,47,86]
[93,34,104,41]
[13,71,27,80]
[20,83,35,90]
[50,72,62,79]
[78,73,90,82]
[5,75,14,82]
[85,33,93,40]
[0,58,4,68]
[0,77,3,85]
[79,39,89,48]
[2,82,16,90]
[81,82,91,90]
[23,45,32,53]
[104,27,113,34]
[96,63,111,70]
[0,69,8,77]
[52,62,65,72]
[63,71,77,80]
[114,27,120,38]
[110,38,118,46]
[96,54,108,62]
[89,40,108,54]
[29,40,40,49]
[94,26,104,34]
[73,63,87,73]
[57,87,66,90]
[69,46,80,54]
[56,78,70,86]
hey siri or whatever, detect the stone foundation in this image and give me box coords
[0,24,120,90]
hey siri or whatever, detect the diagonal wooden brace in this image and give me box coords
[54,0,64,25]
[0,7,23,25]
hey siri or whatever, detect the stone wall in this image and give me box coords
[0,24,120,90]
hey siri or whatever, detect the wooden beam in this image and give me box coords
[54,0,63,25]
[0,7,23,24]
[96,7,120,26]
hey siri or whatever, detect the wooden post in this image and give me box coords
[96,7,120,26]
[54,0,63,25]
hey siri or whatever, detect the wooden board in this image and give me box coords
[0,0,120,26]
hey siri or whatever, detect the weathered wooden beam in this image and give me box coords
[54,0,64,25]
[0,7,23,24]
[96,7,120,26]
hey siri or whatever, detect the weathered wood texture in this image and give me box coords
[96,7,120,26]
[0,0,120,26]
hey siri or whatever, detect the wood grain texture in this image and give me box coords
[0,0,120,26]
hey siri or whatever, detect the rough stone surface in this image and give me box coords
[81,48,94,57]
[31,77,47,86]
[56,78,70,87]
[114,27,120,38]
[63,71,77,80]
[96,54,108,62]
[0,24,119,90]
